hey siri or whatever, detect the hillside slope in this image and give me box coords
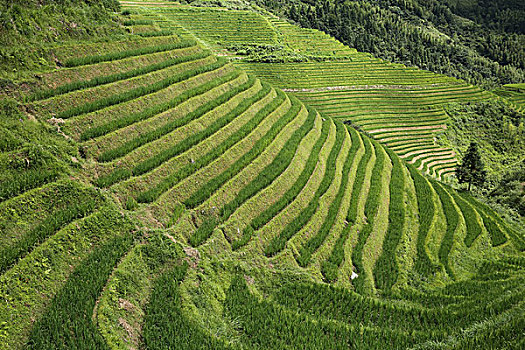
[0,1,524,349]
[252,0,525,89]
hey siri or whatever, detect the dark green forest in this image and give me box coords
[253,0,525,88]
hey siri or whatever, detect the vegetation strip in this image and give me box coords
[132,79,271,178]
[0,198,99,274]
[26,231,134,349]
[297,123,358,267]
[136,30,174,38]
[265,121,346,257]
[321,129,370,282]
[27,40,198,102]
[96,76,265,188]
[143,263,230,349]
[225,275,412,349]
[459,192,510,248]
[373,148,406,292]
[351,140,386,294]
[407,165,437,275]
[136,80,280,203]
[63,39,189,67]
[181,89,291,208]
[58,55,224,119]
[80,65,237,142]
[188,94,308,246]
[96,70,244,161]
[233,114,330,250]
[0,168,61,203]
[272,279,522,335]
[431,181,460,279]
[450,191,483,247]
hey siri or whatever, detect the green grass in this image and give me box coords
[96,70,243,161]
[0,168,62,203]
[130,79,267,202]
[143,263,231,349]
[63,40,187,67]
[187,96,312,246]
[265,121,346,257]
[450,191,483,247]
[225,274,412,350]
[297,122,358,267]
[459,192,510,248]
[27,231,134,349]
[0,206,132,349]
[27,40,198,102]
[432,181,460,279]
[407,165,438,275]
[321,129,370,282]
[132,80,271,179]
[96,76,264,188]
[0,197,100,273]
[57,55,224,119]
[233,116,331,250]
[219,104,314,221]
[351,140,386,294]
[2,4,523,348]
[373,148,406,292]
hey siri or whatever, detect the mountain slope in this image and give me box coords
[0,1,524,349]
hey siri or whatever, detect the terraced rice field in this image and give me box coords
[139,6,278,52]
[235,61,490,179]
[266,16,357,58]
[120,3,500,179]
[1,4,523,349]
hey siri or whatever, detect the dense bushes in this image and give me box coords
[256,0,525,87]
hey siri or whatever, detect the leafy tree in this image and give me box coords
[456,142,487,191]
